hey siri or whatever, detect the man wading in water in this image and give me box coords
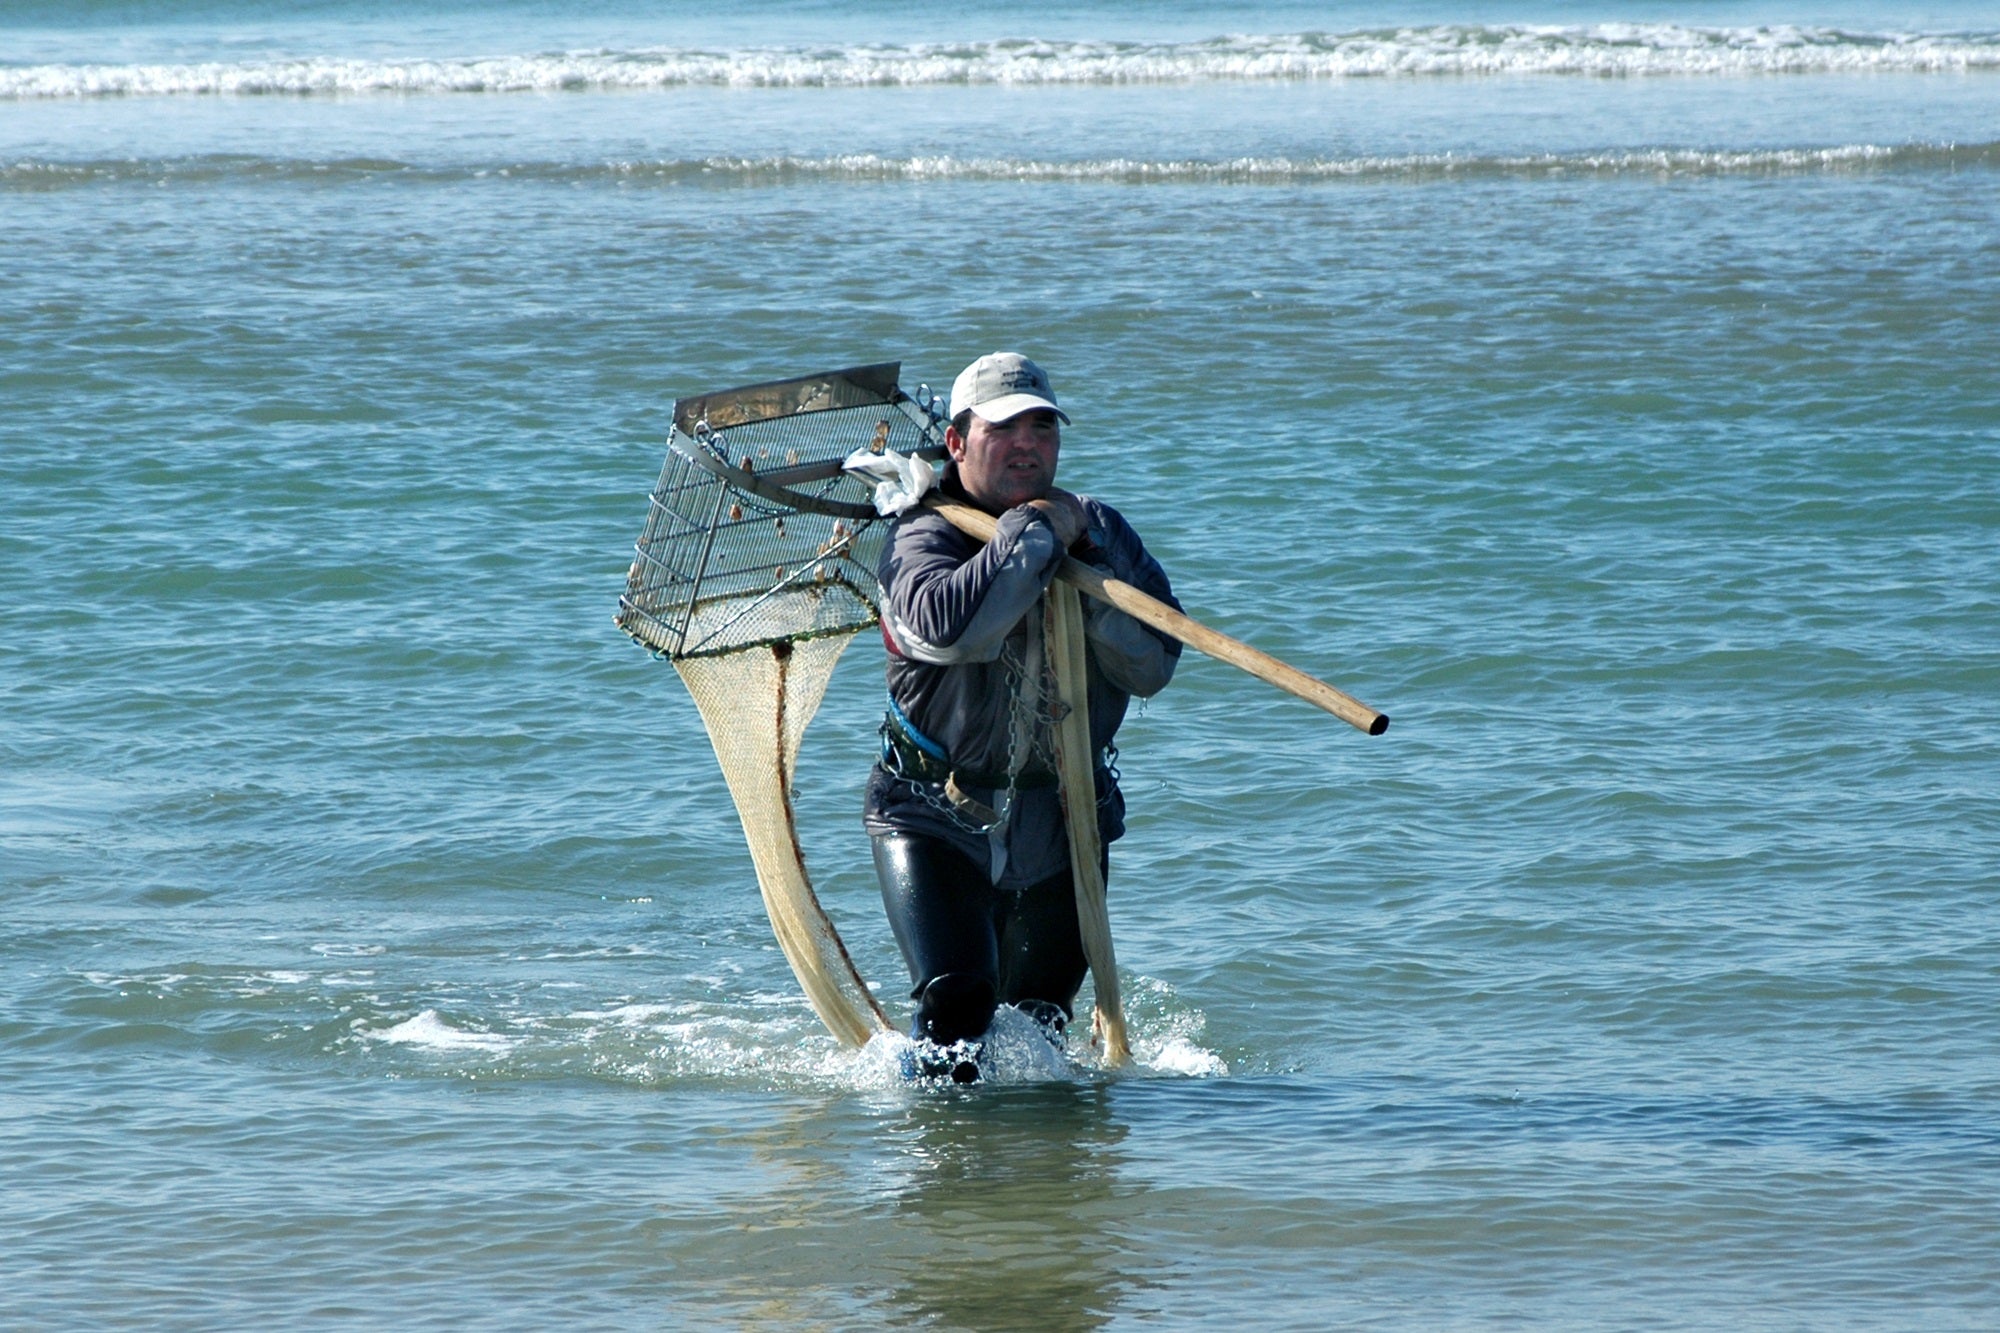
[863,352,1181,1081]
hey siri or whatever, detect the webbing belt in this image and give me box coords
[878,709,1060,791]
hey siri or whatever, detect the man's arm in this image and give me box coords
[880,507,1068,665]
[1078,501,1181,698]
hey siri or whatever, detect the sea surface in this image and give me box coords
[4,1,1998,1328]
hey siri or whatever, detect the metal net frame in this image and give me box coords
[617,361,948,661]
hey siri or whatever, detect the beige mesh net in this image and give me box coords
[672,635,890,1048]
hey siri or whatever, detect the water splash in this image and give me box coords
[370,1008,519,1054]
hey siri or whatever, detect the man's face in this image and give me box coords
[947,408,1061,512]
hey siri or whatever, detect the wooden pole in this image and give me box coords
[921,495,1390,736]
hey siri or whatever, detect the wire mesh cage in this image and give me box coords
[617,362,947,661]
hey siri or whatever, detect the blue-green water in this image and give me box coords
[5,3,1999,1327]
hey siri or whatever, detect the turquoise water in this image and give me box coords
[5,2,1999,1327]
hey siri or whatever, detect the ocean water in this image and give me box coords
[4,1,1999,1327]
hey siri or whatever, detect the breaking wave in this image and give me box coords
[7,142,1995,190]
[5,25,1999,99]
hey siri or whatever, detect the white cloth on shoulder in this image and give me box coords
[842,447,937,516]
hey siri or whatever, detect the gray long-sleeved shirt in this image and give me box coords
[861,475,1180,887]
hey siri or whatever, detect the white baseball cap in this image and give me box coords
[948,351,1071,425]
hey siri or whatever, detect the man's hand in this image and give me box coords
[1026,492,1087,550]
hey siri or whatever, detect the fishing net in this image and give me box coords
[671,638,885,1047]
[617,363,947,1046]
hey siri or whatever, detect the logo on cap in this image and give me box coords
[949,351,1071,425]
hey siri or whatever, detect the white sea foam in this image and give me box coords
[375,1008,517,1053]
[658,144,1945,182]
[233,970,312,996]
[568,1001,685,1025]
[9,143,1981,193]
[81,970,191,990]
[4,26,1996,99]
[1142,1035,1232,1078]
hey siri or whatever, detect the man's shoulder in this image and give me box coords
[881,504,984,571]
[1072,494,1148,549]
[1073,493,1126,523]
[887,504,971,546]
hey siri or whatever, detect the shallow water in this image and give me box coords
[5,2,1999,1327]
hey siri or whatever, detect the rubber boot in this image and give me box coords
[907,973,995,1083]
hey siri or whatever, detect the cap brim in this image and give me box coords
[967,393,1071,425]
